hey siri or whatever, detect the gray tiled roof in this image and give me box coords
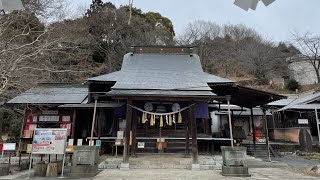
[89,53,234,91]
[277,91,320,111]
[58,102,124,108]
[88,71,121,81]
[268,98,295,106]
[7,84,87,104]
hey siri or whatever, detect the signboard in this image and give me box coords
[32,128,68,155]
[96,140,101,147]
[77,139,83,146]
[3,143,16,151]
[117,131,124,139]
[62,116,71,122]
[137,142,145,149]
[298,119,308,124]
[27,144,32,154]
[42,110,59,115]
[68,139,74,146]
[39,115,59,122]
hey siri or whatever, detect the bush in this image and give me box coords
[286,79,300,91]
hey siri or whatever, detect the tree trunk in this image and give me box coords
[0,111,4,142]
[316,70,320,84]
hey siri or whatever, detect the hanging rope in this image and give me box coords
[127,103,196,116]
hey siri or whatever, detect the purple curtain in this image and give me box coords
[195,103,209,119]
[113,105,126,119]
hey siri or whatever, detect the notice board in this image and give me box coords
[32,128,68,155]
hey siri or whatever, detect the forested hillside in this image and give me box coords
[0,0,302,104]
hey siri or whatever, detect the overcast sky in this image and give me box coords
[72,0,320,43]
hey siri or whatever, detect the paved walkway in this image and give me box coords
[1,154,318,179]
[94,168,318,180]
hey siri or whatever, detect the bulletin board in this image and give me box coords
[31,128,67,155]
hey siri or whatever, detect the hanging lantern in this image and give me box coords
[178,112,182,123]
[160,115,163,127]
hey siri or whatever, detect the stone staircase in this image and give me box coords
[243,143,270,159]
[98,154,222,170]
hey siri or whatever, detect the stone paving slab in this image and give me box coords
[93,168,319,180]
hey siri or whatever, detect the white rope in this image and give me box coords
[127,103,196,116]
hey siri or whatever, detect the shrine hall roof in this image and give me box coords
[88,53,234,93]
[7,83,87,104]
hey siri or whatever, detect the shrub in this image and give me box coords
[286,79,300,91]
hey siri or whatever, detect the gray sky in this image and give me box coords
[72,0,320,43]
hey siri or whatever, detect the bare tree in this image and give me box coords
[22,0,71,22]
[241,40,277,79]
[292,32,320,83]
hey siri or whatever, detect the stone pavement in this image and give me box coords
[0,154,317,179]
[93,168,318,180]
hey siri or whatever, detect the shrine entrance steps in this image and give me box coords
[98,154,222,170]
[135,138,192,153]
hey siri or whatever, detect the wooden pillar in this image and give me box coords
[131,108,137,157]
[123,99,132,163]
[71,109,76,139]
[18,105,27,164]
[315,109,320,144]
[250,107,256,157]
[185,111,190,156]
[190,103,198,164]
[262,107,271,161]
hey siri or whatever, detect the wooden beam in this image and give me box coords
[110,95,224,102]
[123,99,133,163]
[250,107,256,157]
[315,109,320,144]
[71,109,76,139]
[131,108,138,157]
[185,111,190,156]
[262,107,271,161]
[190,103,198,164]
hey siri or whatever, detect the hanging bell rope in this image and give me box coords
[127,103,195,116]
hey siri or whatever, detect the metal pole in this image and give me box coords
[90,96,98,146]
[226,96,233,147]
[59,153,66,178]
[315,109,320,144]
[26,154,33,179]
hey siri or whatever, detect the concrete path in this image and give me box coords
[93,168,318,180]
[272,155,320,168]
